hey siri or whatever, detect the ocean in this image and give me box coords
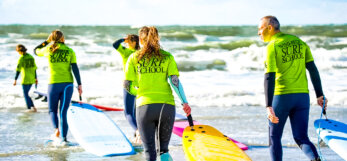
[0,24,346,160]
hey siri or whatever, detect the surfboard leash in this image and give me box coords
[317,96,326,161]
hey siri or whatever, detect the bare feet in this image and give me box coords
[131,130,142,145]
[25,107,37,113]
[32,107,37,112]
[54,129,60,138]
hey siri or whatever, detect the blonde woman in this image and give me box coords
[124,26,191,161]
[34,30,82,145]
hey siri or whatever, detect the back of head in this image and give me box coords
[49,30,65,53]
[261,15,280,31]
[127,34,140,50]
[138,26,161,61]
[16,44,27,53]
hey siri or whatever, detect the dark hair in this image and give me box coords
[137,26,162,61]
[49,30,65,53]
[127,34,140,50]
[262,15,280,31]
[16,44,27,52]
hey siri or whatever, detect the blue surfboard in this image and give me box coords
[314,119,347,160]
[67,102,135,156]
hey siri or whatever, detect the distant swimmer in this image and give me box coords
[258,15,328,161]
[34,30,82,146]
[13,44,38,112]
[112,34,142,144]
[124,26,191,161]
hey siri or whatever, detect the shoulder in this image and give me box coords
[160,49,174,58]
[26,53,34,58]
[128,51,138,61]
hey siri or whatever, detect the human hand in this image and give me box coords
[267,106,279,124]
[183,103,191,116]
[13,80,17,86]
[78,85,83,96]
[317,96,328,110]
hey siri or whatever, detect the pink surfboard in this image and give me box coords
[173,115,248,150]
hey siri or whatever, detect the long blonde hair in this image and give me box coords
[137,26,162,61]
[48,30,65,53]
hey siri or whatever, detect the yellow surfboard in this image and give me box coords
[182,125,252,161]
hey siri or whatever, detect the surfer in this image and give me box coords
[112,34,141,144]
[34,30,82,145]
[124,26,191,161]
[258,15,328,161]
[13,44,38,112]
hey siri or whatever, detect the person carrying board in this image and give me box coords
[258,15,328,161]
[124,26,191,161]
[34,30,82,145]
[112,34,141,144]
[13,44,38,112]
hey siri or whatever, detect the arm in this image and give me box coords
[169,75,188,104]
[112,38,125,50]
[306,61,327,108]
[13,71,20,86]
[264,72,276,107]
[71,63,82,85]
[34,41,49,56]
[264,72,279,123]
[123,80,137,96]
[169,75,191,115]
[71,63,82,96]
[306,61,323,98]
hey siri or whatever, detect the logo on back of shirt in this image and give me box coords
[278,40,304,63]
[137,57,167,74]
[50,50,69,63]
[22,58,35,68]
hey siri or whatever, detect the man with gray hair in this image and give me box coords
[258,15,327,161]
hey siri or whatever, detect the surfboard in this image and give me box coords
[67,102,135,156]
[182,124,251,161]
[34,90,124,111]
[174,113,248,150]
[314,119,347,160]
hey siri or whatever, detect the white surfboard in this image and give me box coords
[314,119,347,160]
[67,102,135,156]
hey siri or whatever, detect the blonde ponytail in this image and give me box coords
[138,26,162,61]
[49,30,65,53]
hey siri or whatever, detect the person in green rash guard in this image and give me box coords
[34,30,82,146]
[258,16,328,161]
[112,35,142,144]
[124,26,191,161]
[13,44,38,112]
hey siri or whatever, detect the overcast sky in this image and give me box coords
[1,0,346,25]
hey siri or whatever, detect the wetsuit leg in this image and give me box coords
[48,84,61,129]
[269,94,292,161]
[289,93,319,160]
[22,84,34,109]
[136,103,175,161]
[123,89,137,130]
[58,83,73,140]
[158,104,175,155]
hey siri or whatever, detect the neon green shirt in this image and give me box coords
[35,43,77,84]
[117,45,136,71]
[125,49,179,107]
[16,53,37,85]
[265,32,314,95]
